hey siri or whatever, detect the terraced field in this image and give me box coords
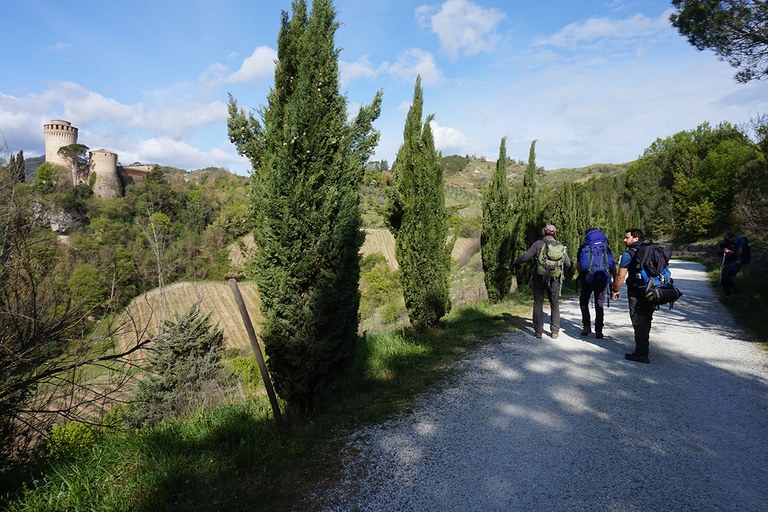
[121,281,261,353]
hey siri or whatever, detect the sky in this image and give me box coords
[2,0,767,174]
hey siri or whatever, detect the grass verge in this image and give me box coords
[0,296,531,512]
[698,256,768,343]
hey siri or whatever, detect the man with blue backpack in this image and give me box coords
[577,228,616,339]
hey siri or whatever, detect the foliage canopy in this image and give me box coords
[671,0,768,82]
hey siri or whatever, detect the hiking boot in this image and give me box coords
[551,331,559,339]
[534,332,543,339]
[595,331,604,339]
[580,327,590,336]
[624,352,650,364]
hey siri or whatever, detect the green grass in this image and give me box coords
[0,297,530,512]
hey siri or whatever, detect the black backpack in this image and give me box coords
[630,243,683,309]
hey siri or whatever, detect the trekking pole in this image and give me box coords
[720,253,726,287]
[228,277,286,431]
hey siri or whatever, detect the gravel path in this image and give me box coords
[309,260,768,511]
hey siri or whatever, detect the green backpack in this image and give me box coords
[536,240,565,277]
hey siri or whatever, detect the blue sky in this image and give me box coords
[2,0,767,174]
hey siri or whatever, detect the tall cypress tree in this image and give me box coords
[512,140,543,282]
[386,77,451,329]
[549,181,579,278]
[8,150,25,183]
[481,137,513,302]
[227,0,382,411]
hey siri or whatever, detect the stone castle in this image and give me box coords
[43,120,152,198]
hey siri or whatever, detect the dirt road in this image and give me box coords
[312,260,768,511]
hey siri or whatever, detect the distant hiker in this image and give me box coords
[577,228,616,339]
[512,224,571,339]
[718,231,750,296]
[611,228,653,364]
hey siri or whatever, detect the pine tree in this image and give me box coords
[128,305,225,428]
[227,0,382,410]
[386,77,451,329]
[481,137,513,302]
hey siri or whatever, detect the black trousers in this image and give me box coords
[721,263,742,295]
[532,275,561,335]
[579,278,608,332]
[628,294,654,356]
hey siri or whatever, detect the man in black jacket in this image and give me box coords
[611,228,652,364]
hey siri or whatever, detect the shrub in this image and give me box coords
[45,421,99,461]
[359,255,404,323]
[127,304,227,428]
[228,356,261,392]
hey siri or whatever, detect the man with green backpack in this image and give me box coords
[513,224,571,339]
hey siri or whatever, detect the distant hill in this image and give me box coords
[24,155,44,180]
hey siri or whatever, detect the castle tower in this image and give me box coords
[43,119,78,169]
[89,149,122,198]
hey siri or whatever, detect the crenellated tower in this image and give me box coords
[43,120,79,179]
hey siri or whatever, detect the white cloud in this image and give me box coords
[429,119,469,154]
[340,56,378,85]
[536,9,674,49]
[382,49,443,85]
[226,45,277,84]
[416,0,505,59]
[135,102,226,137]
[126,137,241,170]
[199,46,276,88]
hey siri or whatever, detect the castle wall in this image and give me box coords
[119,164,153,184]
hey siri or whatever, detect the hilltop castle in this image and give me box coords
[43,120,153,198]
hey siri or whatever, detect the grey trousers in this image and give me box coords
[532,275,561,335]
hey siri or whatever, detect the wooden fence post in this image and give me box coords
[228,278,286,430]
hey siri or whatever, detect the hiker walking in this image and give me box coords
[512,224,571,339]
[577,228,616,339]
[611,228,653,364]
[718,231,750,296]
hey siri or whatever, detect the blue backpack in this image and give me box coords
[734,236,751,266]
[578,229,615,287]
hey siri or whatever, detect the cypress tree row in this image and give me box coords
[8,150,25,183]
[481,137,514,301]
[227,0,382,411]
[386,77,451,330]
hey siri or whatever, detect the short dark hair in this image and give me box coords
[626,228,643,241]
